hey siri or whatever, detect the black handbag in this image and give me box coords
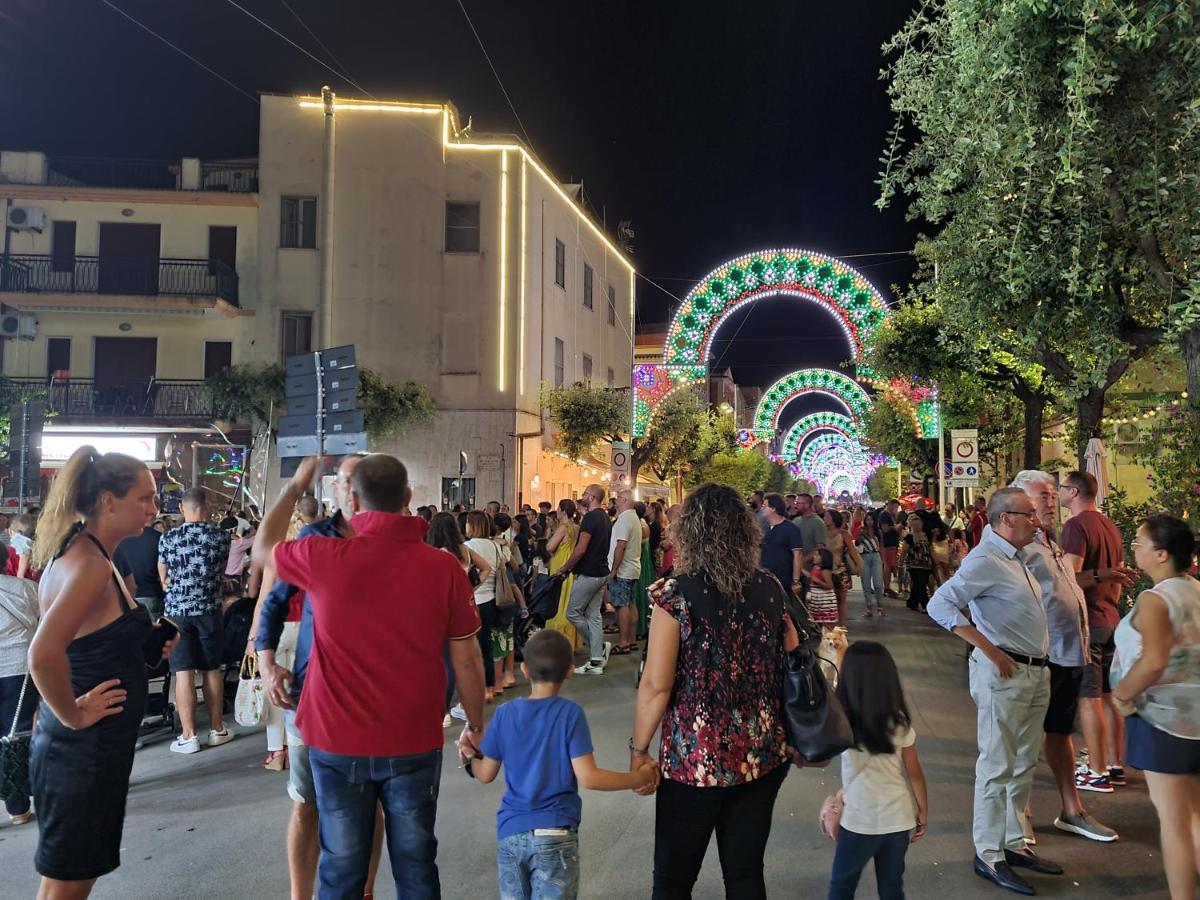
[781,614,854,764]
[0,673,32,803]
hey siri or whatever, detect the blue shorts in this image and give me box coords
[284,709,315,804]
[1126,714,1200,775]
[609,578,637,608]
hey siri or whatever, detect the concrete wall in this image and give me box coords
[257,95,636,507]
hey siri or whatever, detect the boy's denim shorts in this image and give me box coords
[497,827,579,900]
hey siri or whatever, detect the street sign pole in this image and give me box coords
[937,412,946,510]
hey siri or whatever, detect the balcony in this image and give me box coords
[0,255,238,307]
[0,377,217,421]
[46,156,259,193]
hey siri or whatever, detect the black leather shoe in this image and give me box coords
[1005,849,1064,875]
[974,857,1036,895]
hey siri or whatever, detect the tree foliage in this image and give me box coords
[879,0,1200,458]
[685,451,802,497]
[206,364,435,440]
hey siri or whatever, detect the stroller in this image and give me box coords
[514,572,565,658]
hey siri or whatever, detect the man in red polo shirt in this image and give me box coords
[254,454,485,899]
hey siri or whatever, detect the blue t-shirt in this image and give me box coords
[760,519,803,589]
[480,695,593,840]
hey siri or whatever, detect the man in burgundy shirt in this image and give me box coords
[969,496,989,548]
[255,455,485,899]
[1059,470,1136,793]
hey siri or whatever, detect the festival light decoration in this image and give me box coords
[631,364,708,437]
[746,369,872,447]
[778,412,862,458]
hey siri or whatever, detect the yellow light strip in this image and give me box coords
[519,157,528,395]
[629,268,636,386]
[295,97,635,273]
[498,150,509,392]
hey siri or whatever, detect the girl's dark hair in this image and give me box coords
[813,547,834,570]
[557,498,577,520]
[837,641,911,755]
[493,512,512,534]
[862,510,879,537]
[633,501,647,519]
[826,508,843,529]
[1141,515,1198,572]
[426,512,465,559]
[34,447,147,569]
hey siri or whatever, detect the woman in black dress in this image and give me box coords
[27,447,170,898]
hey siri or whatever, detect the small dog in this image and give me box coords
[817,626,849,687]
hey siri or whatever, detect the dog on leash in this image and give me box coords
[817,626,849,688]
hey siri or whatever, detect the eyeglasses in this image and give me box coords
[1004,510,1037,520]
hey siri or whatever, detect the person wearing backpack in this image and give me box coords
[826,641,928,899]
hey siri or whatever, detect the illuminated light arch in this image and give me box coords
[663,249,890,369]
[779,412,862,460]
[631,364,708,438]
[738,369,871,447]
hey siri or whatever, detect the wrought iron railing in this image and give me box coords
[46,156,258,193]
[0,255,238,305]
[0,377,217,419]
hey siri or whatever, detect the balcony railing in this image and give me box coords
[46,156,258,193]
[0,255,238,305]
[0,377,217,420]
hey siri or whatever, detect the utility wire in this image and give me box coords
[222,0,376,98]
[97,0,259,105]
[277,0,354,79]
[455,0,533,148]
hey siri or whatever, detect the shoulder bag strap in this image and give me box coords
[7,672,29,739]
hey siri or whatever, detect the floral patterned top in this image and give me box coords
[651,569,791,788]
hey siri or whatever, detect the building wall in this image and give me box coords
[256,95,635,506]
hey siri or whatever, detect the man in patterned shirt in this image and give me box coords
[159,488,234,754]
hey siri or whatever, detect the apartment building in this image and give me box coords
[254,93,636,508]
[0,151,255,492]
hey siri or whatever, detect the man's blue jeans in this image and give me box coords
[497,828,580,900]
[309,747,443,899]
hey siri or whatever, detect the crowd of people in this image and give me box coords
[2,448,1200,900]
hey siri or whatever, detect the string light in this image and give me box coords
[776,412,863,456]
[631,364,707,437]
[750,369,871,441]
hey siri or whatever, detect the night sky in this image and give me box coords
[1,0,922,428]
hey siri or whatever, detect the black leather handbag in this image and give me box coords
[0,674,32,803]
[781,614,854,764]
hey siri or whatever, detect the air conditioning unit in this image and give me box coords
[6,206,45,232]
[0,314,37,340]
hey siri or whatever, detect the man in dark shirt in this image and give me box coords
[879,500,902,598]
[969,496,989,548]
[1059,470,1137,791]
[759,494,804,595]
[914,496,946,539]
[561,484,612,675]
[115,522,165,618]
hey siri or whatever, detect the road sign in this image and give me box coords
[610,440,631,488]
[949,428,980,487]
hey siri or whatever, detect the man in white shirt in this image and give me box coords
[607,490,642,656]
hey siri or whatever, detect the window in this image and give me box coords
[554,338,565,387]
[607,284,616,326]
[280,197,317,249]
[204,341,233,378]
[441,476,476,511]
[583,264,593,309]
[51,221,76,273]
[47,338,71,378]
[281,312,313,359]
[554,239,566,288]
[607,367,615,387]
[582,354,593,384]
[445,201,481,253]
[208,225,237,274]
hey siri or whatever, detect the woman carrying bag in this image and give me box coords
[0,571,40,824]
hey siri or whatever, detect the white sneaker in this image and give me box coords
[170,735,201,754]
[574,661,605,676]
[450,704,468,722]
[602,641,612,664]
[443,714,453,728]
[207,728,235,747]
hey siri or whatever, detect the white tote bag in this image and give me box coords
[234,654,265,727]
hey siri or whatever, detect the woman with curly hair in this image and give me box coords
[629,482,802,898]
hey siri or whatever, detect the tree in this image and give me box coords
[541,382,722,487]
[205,364,435,440]
[684,451,802,497]
[863,393,939,493]
[878,1,1200,462]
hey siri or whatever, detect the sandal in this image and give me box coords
[264,749,289,771]
[610,643,637,655]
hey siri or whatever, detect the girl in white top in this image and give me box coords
[829,640,928,900]
[1111,515,1200,900]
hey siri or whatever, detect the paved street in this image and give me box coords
[0,594,1172,899]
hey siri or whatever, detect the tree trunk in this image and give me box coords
[1183,326,1200,403]
[1075,387,1107,469]
[1015,387,1047,470]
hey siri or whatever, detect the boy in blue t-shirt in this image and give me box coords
[468,629,657,899]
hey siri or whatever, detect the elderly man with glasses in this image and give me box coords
[928,488,1058,896]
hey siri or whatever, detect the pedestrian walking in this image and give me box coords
[467,629,658,900]
[26,447,174,897]
[465,511,506,701]
[1111,515,1200,900]
[879,500,902,598]
[630,483,800,898]
[0,570,39,825]
[560,485,612,676]
[254,455,487,899]
[902,516,933,612]
[608,490,642,656]
[856,511,885,617]
[927,488,1059,896]
[544,499,581,648]
[827,641,928,900]
[759,493,805,602]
